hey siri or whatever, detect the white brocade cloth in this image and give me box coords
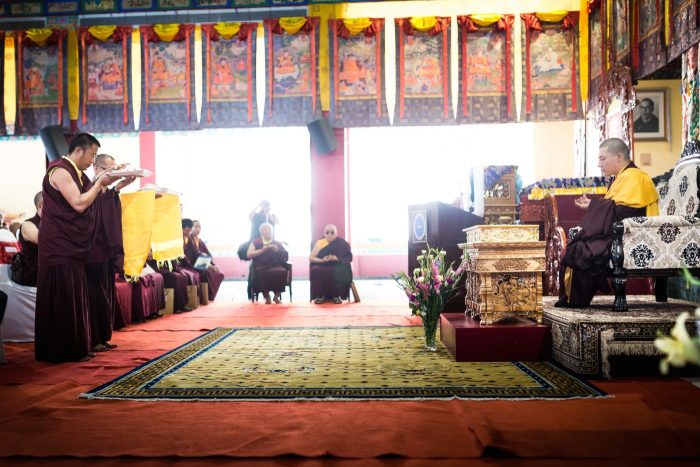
[0,264,36,342]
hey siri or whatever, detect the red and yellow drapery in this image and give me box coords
[15,28,67,130]
[395,17,450,119]
[78,26,131,126]
[329,18,384,119]
[458,14,514,117]
[140,24,194,124]
[263,17,320,116]
[201,22,257,124]
[588,0,606,81]
[521,12,579,115]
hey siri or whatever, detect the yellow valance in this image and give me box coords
[469,14,503,27]
[88,25,117,42]
[410,17,437,32]
[343,18,373,35]
[121,191,156,280]
[153,24,180,42]
[25,28,53,47]
[535,11,569,23]
[214,22,241,40]
[279,17,307,35]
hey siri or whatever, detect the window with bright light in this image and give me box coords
[348,124,535,255]
[155,127,311,257]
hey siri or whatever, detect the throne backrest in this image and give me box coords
[658,161,700,217]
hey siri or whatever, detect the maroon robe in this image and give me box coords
[184,235,224,300]
[85,188,123,347]
[310,237,353,300]
[250,238,289,295]
[17,214,40,286]
[148,259,189,312]
[36,158,97,363]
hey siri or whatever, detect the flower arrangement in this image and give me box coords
[393,245,468,351]
[654,269,700,374]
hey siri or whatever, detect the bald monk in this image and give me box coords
[557,138,659,308]
[85,154,136,352]
[247,222,289,304]
[35,133,121,363]
[182,218,222,301]
[309,224,353,304]
[185,219,224,300]
[15,192,43,286]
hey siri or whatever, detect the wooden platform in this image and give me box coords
[440,313,551,362]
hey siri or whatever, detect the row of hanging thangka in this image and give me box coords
[0,14,585,136]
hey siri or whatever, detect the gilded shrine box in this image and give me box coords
[461,225,545,325]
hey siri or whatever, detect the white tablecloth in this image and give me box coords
[0,264,36,342]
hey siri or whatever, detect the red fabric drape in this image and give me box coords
[375,22,383,118]
[139,25,194,125]
[441,25,449,118]
[17,33,23,130]
[521,12,578,115]
[397,20,405,119]
[78,26,131,126]
[262,17,320,117]
[632,0,640,70]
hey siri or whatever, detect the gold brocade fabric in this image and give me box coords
[342,18,373,35]
[153,24,180,42]
[81,326,606,401]
[88,25,117,42]
[605,166,660,216]
[409,17,437,32]
[213,22,240,40]
[120,191,156,279]
[279,17,307,35]
[151,193,184,263]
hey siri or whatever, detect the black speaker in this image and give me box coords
[307,117,338,155]
[39,125,70,162]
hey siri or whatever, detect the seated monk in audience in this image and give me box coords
[146,252,192,313]
[247,223,289,304]
[185,219,224,300]
[556,138,659,308]
[309,224,353,304]
[15,192,42,286]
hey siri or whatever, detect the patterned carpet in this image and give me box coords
[81,326,607,401]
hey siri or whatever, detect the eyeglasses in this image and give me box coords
[325,231,336,234]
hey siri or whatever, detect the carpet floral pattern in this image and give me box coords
[82,326,606,401]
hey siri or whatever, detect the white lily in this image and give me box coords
[654,311,700,374]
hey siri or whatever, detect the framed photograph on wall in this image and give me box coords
[632,88,668,141]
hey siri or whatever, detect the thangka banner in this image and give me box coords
[667,0,700,62]
[200,22,259,128]
[633,0,667,79]
[457,14,515,124]
[612,0,631,66]
[394,17,453,126]
[588,1,604,104]
[78,26,134,133]
[263,17,321,126]
[0,32,5,136]
[16,28,67,135]
[329,18,389,127]
[521,12,583,122]
[139,24,197,131]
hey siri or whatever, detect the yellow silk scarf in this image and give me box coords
[121,191,156,280]
[605,165,660,216]
[151,193,184,264]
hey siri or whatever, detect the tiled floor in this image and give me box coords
[216,278,407,304]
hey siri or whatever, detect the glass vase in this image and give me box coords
[422,311,439,352]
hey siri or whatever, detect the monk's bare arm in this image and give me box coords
[50,168,113,213]
[20,221,39,244]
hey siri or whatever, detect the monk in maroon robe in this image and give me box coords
[180,219,224,300]
[35,133,120,363]
[147,257,191,313]
[184,219,225,301]
[85,154,136,352]
[247,223,289,304]
[309,224,353,304]
[16,192,42,286]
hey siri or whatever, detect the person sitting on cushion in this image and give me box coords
[309,224,353,304]
[247,223,289,304]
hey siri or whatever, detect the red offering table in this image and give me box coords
[440,313,551,362]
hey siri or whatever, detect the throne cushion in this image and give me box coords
[658,163,700,217]
[621,215,700,269]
